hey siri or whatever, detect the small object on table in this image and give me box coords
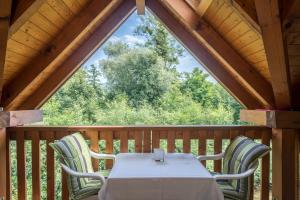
[153,148,165,162]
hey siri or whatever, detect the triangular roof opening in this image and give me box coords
[42,9,243,126]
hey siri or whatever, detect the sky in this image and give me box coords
[83,10,215,82]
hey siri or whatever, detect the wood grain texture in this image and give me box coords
[255,0,292,109]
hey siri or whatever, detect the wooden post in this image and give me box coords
[0,128,7,198]
[272,128,299,200]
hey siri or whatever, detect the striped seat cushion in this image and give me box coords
[220,136,270,200]
[50,133,103,200]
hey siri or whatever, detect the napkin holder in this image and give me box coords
[153,148,165,162]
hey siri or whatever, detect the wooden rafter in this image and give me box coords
[255,0,292,109]
[16,0,136,110]
[1,0,113,110]
[146,0,263,109]
[162,0,274,108]
[185,0,213,17]
[136,0,145,15]
[9,0,45,37]
[231,0,260,33]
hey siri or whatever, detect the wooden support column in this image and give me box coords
[0,0,12,198]
[272,129,298,200]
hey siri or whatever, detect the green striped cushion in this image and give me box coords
[221,136,270,200]
[50,133,102,200]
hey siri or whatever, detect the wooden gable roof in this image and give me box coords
[1,0,299,111]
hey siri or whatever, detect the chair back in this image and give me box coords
[222,136,270,199]
[50,133,96,197]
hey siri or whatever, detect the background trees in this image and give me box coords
[42,13,244,126]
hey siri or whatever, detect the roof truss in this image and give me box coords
[1,0,275,110]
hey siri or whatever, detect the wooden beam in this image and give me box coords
[0,0,12,198]
[16,0,136,110]
[1,0,113,110]
[0,0,12,101]
[161,0,275,108]
[136,0,145,15]
[272,129,298,200]
[0,110,42,127]
[9,0,45,37]
[231,0,261,33]
[240,109,300,128]
[185,0,213,17]
[255,0,292,109]
[146,0,263,109]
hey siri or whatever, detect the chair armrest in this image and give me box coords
[61,163,105,184]
[90,151,116,161]
[213,162,258,180]
[197,152,224,161]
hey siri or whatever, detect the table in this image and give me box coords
[98,153,224,200]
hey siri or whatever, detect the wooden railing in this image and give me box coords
[6,125,271,200]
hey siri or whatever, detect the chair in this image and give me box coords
[198,136,270,200]
[50,132,116,200]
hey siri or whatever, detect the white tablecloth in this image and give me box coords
[98,153,224,200]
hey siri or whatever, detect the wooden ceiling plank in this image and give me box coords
[16,1,136,110]
[146,0,263,109]
[136,0,145,15]
[162,0,275,108]
[1,0,113,110]
[0,0,12,102]
[9,0,46,38]
[231,0,260,33]
[255,0,292,109]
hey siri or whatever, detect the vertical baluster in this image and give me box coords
[152,130,160,150]
[143,129,151,153]
[198,130,207,166]
[134,130,143,153]
[183,130,190,153]
[120,130,128,153]
[88,130,99,171]
[261,130,271,200]
[61,170,69,199]
[104,130,113,169]
[6,129,11,200]
[32,131,41,200]
[60,131,69,199]
[167,130,175,153]
[16,130,26,200]
[46,132,55,200]
[214,130,222,172]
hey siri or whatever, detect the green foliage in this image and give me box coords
[100,44,176,107]
[134,13,184,68]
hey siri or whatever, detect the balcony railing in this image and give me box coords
[6,125,271,200]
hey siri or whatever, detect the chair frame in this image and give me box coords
[61,150,116,185]
[197,153,259,180]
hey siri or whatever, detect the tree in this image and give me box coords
[180,68,213,107]
[134,13,184,68]
[100,44,176,107]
